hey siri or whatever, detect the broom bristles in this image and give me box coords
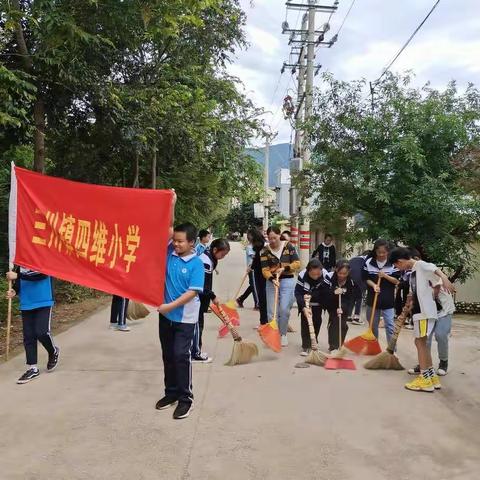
[344,335,382,356]
[258,323,281,353]
[364,351,404,370]
[305,349,328,366]
[225,341,259,366]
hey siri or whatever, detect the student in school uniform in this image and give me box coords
[295,259,330,356]
[312,234,336,271]
[193,238,231,363]
[109,295,130,331]
[249,228,268,327]
[156,223,205,419]
[236,231,259,309]
[362,239,401,345]
[347,251,369,325]
[326,260,362,352]
[6,268,60,384]
[195,229,211,256]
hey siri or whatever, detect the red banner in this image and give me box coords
[10,166,173,306]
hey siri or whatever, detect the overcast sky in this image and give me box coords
[228,0,480,145]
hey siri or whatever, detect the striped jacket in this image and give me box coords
[261,242,301,281]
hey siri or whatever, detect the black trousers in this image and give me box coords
[238,271,259,307]
[110,295,129,326]
[328,311,349,350]
[22,306,56,366]
[300,306,323,350]
[159,314,195,404]
[253,269,268,324]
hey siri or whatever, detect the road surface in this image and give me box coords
[1,242,479,480]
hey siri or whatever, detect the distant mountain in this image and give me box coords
[246,143,292,187]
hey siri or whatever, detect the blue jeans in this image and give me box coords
[266,277,296,336]
[427,314,451,361]
[365,306,395,345]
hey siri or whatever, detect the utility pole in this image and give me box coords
[281,0,338,265]
[263,131,277,231]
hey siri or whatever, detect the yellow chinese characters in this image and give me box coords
[31,209,141,272]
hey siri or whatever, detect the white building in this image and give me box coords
[274,168,291,218]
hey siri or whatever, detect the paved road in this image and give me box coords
[1,242,479,480]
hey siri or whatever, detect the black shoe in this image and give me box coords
[155,396,178,410]
[438,360,448,376]
[236,298,244,308]
[17,368,40,384]
[47,347,60,372]
[347,317,353,323]
[408,364,420,375]
[173,401,193,419]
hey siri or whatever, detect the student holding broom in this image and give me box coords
[249,228,268,327]
[389,247,455,392]
[157,222,204,419]
[295,258,331,356]
[193,238,231,363]
[261,226,301,347]
[326,260,362,352]
[362,239,401,345]
[5,268,60,384]
[236,231,259,309]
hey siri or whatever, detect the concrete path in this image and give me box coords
[1,242,479,480]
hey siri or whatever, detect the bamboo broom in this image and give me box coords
[364,295,413,370]
[213,304,258,366]
[304,295,329,367]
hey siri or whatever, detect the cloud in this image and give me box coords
[230,0,480,144]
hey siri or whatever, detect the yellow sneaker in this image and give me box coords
[405,375,434,393]
[431,374,442,390]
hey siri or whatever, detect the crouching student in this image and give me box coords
[389,247,455,393]
[156,223,205,419]
[193,238,231,363]
[295,259,330,356]
[326,260,362,352]
[6,268,60,384]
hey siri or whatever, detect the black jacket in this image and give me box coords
[198,250,218,311]
[312,243,336,271]
[362,257,400,310]
[295,268,331,310]
[325,272,362,312]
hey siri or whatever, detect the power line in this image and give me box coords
[335,0,356,38]
[375,0,441,83]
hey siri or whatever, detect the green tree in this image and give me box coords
[225,202,257,235]
[304,72,480,280]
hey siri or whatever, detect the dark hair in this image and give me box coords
[282,230,292,237]
[174,223,197,242]
[335,259,350,271]
[306,258,323,272]
[248,228,265,249]
[372,238,390,258]
[325,233,333,240]
[198,229,210,240]
[267,226,281,235]
[210,238,230,253]
[408,247,421,259]
[389,247,412,264]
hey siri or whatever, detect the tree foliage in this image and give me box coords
[304,72,480,280]
[0,0,263,266]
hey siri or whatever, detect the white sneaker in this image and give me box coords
[281,335,288,347]
[351,319,364,325]
[116,324,131,332]
[300,349,310,357]
[109,323,118,329]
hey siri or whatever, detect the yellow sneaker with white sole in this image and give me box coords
[405,375,434,393]
[431,374,442,390]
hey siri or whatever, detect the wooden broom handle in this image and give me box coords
[214,304,242,342]
[304,295,319,350]
[272,272,280,322]
[386,295,413,354]
[368,277,382,330]
[233,273,249,301]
